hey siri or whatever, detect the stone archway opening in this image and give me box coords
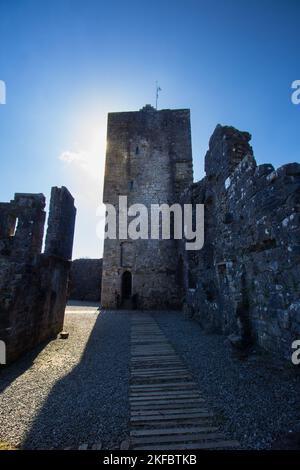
[121,271,132,303]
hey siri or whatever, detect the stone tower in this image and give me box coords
[101,104,193,309]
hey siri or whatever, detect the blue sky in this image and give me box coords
[0,0,299,258]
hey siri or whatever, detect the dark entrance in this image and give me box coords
[121,271,132,301]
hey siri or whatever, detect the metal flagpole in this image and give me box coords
[155,81,162,109]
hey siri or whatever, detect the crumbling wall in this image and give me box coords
[45,186,76,259]
[184,125,300,360]
[69,258,102,302]
[0,187,76,364]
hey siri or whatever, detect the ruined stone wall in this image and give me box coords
[0,187,76,364]
[69,258,102,302]
[183,125,300,359]
[101,105,193,309]
[45,186,76,259]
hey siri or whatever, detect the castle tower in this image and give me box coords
[101,104,193,309]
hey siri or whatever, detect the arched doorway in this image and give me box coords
[121,271,132,303]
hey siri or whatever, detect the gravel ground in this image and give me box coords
[1,306,299,450]
[0,305,131,450]
[153,311,300,449]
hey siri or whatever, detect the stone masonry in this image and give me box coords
[101,105,193,309]
[0,186,76,364]
[100,105,299,360]
[182,125,300,360]
[69,258,102,302]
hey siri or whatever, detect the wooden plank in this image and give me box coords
[131,353,176,358]
[130,313,239,451]
[132,346,175,349]
[131,377,191,384]
[131,372,191,380]
[131,362,183,368]
[132,345,172,349]
[131,418,213,427]
[132,377,191,382]
[130,426,219,437]
[131,365,188,374]
[131,372,191,381]
[131,408,210,416]
[130,392,202,400]
[131,412,214,422]
[131,384,198,396]
[131,405,206,412]
[132,364,183,368]
[131,372,188,378]
[130,400,205,407]
[131,370,189,376]
[131,378,191,383]
[131,336,165,338]
[133,440,240,450]
[131,348,174,352]
[131,361,182,366]
[132,344,170,347]
[132,364,182,367]
[131,338,166,341]
[132,366,183,370]
[130,383,198,396]
[130,392,200,398]
[131,367,187,373]
[131,433,224,445]
[132,357,180,360]
[130,399,205,407]
[130,383,196,390]
[131,368,188,372]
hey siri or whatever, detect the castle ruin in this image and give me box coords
[0,186,76,364]
[101,104,193,309]
[101,105,300,360]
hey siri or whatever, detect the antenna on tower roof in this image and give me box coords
[155,81,162,110]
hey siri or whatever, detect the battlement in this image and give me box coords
[106,106,191,131]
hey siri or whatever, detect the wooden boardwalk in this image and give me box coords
[129,313,240,450]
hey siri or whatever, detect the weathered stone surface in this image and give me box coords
[100,105,298,360]
[101,105,193,309]
[45,186,76,260]
[181,124,300,360]
[0,187,76,364]
[69,258,102,301]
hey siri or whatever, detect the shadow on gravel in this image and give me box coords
[0,341,52,394]
[22,310,131,450]
[0,302,100,392]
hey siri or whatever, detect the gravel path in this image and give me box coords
[1,307,299,450]
[0,305,131,449]
[153,311,300,449]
